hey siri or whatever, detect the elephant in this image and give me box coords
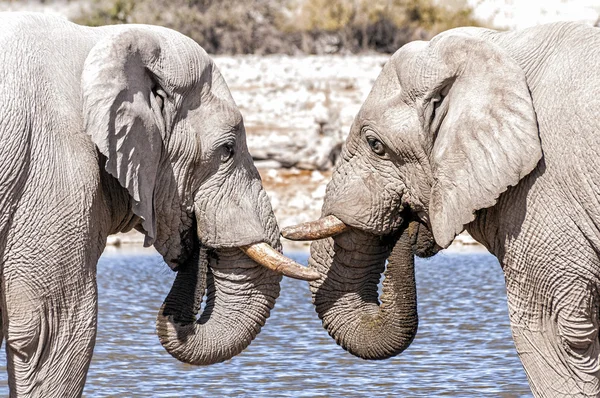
[0,12,318,397]
[283,22,600,396]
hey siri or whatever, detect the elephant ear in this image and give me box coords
[82,29,167,246]
[411,33,541,248]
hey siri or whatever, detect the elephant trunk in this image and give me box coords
[309,225,418,359]
[156,245,281,365]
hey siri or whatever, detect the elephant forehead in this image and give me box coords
[185,97,242,136]
[358,96,415,134]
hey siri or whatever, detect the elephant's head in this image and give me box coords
[283,31,542,359]
[81,27,318,365]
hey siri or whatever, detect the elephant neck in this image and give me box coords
[465,208,504,259]
[466,172,540,263]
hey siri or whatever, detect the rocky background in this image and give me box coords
[217,55,381,225]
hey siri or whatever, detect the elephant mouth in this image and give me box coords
[172,214,320,281]
[169,217,200,272]
[282,212,440,258]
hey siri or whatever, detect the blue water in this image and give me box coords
[0,248,531,397]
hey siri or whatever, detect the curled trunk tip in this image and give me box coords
[157,247,280,365]
[310,225,418,360]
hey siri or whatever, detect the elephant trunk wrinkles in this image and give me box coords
[309,226,417,359]
[156,245,281,365]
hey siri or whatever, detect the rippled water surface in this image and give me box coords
[0,247,531,397]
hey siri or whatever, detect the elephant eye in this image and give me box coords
[221,143,234,163]
[367,137,386,156]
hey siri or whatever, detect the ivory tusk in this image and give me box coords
[281,215,350,241]
[240,242,321,281]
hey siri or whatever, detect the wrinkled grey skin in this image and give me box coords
[308,22,600,396]
[0,13,283,397]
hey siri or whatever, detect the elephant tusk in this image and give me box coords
[240,243,321,281]
[281,215,350,241]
